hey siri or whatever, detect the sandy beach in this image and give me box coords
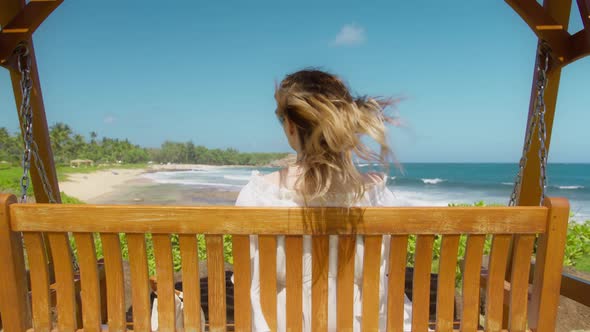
[59,169,147,202]
[59,164,243,205]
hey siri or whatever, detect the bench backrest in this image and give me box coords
[0,194,569,332]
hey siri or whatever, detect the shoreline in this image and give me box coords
[59,164,244,204]
[59,168,147,202]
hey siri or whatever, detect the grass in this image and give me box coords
[575,255,590,273]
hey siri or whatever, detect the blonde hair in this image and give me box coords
[275,69,397,204]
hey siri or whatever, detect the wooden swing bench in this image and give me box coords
[0,194,569,332]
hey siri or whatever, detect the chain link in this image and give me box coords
[15,42,34,203]
[14,42,57,204]
[509,41,551,206]
[12,42,78,271]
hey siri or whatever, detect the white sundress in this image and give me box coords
[234,171,414,332]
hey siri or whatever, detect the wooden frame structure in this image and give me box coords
[0,0,589,330]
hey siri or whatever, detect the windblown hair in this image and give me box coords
[275,69,398,204]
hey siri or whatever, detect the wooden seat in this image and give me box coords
[0,194,569,332]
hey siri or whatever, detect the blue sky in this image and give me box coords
[0,1,588,162]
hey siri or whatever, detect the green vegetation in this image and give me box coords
[148,141,288,166]
[0,123,287,167]
[564,218,590,268]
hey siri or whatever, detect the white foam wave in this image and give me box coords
[501,182,513,186]
[421,178,446,185]
[223,175,252,181]
[149,178,242,188]
[557,185,584,190]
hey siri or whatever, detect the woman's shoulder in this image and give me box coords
[362,171,387,187]
[235,170,297,206]
[360,172,396,206]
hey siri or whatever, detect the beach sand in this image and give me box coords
[60,164,240,205]
[59,169,146,202]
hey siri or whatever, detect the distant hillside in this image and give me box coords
[265,154,297,167]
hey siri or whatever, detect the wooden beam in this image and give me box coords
[10,204,549,234]
[567,29,590,65]
[516,0,572,206]
[1,0,62,204]
[577,0,590,30]
[0,0,63,66]
[506,0,572,62]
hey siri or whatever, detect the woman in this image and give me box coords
[235,69,413,331]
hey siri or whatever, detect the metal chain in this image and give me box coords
[15,42,34,203]
[13,42,78,271]
[14,42,57,203]
[509,41,551,206]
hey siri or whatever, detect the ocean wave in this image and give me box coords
[421,178,446,185]
[223,175,251,181]
[556,185,584,190]
[142,175,243,188]
[501,182,513,186]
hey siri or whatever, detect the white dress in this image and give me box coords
[234,171,413,332]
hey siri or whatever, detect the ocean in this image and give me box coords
[142,163,590,221]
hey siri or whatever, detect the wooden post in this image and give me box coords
[528,197,569,331]
[0,194,31,331]
[517,0,572,206]
[0,0,62,204]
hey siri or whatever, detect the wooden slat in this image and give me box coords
[73,233,101,331]
[412,235,434,332]
[387,235,409,332]
[529,197,569,332]
[436,235,460,332]
[485,234,512,332]
[0,194,29,332]
[258,235,277,331]
[460,235,485,332]
[100,233,126,332]
[312,236,329,332]
[47,233,77,331]
[509,235,535,332]
[153,234,176,330]
[180,234,203,331]
[362,235,382,331]
[23,232,52,331]
[336,235,355,331]
[126,234,151,331]
[10,205,548,235]
[231,235,251,332]
[206,235,227,331]
[285,236,303,331]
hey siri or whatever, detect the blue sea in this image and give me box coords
[143,163,590,221]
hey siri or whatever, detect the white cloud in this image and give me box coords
[103,115,115,124]
[332,24,366,46]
